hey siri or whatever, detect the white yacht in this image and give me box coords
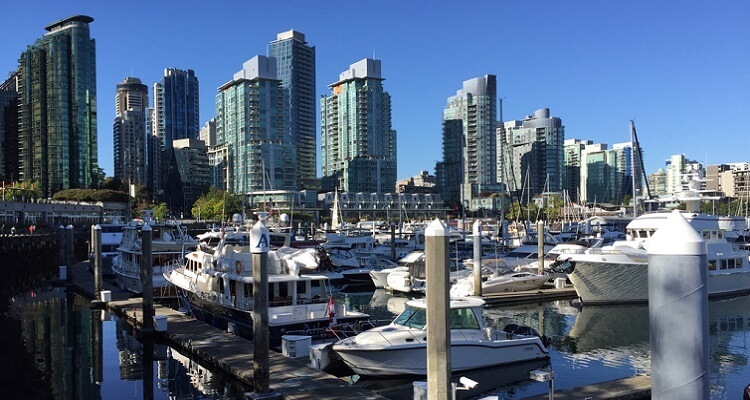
[112,214,197,297]
[332,297,549,376]
[557,211,750,304]
[164,231,369,347]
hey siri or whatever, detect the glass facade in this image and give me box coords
[17,15,97,197]
[269,30,317,189]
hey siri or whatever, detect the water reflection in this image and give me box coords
[5,286,250,400]
[5,284,749,400]
[342,289,750,400]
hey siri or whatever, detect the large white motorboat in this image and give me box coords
[557,211,750,304]
[451,261,549,297]
[112,214,197,297]
[164,230,369,347]
[332,297,549,376]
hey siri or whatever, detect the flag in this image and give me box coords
[325,296,337,325]
[129,183,136,198]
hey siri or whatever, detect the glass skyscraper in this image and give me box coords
[17,15,98,197]
[269,30,316,190]
[152,68,199,200]
[153,68,200,148]
[320,58,397,193]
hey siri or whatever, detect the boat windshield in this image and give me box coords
[393,306,427,329]
[393,306,479,330]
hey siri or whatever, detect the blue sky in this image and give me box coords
[2,1,748,180]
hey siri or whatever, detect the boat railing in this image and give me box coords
[326,319,389,341]
[585,248,627,256]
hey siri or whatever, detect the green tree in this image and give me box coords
[153,203,169,221]
[191,188,242,222]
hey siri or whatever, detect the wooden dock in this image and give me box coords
[522,375,651,400]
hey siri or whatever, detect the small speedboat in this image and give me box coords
[451,262,549,297]
[332,297,549,376]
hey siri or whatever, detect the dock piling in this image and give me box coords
[250,213,281,399]
[92,224,102,296]
[473,220,482,296]
[425,218,451,400]
[648,210,708,400]
[140,224,154,333]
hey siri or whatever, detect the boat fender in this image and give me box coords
[235,260,243,274]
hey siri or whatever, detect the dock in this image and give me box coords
[522,375,651,400]
[481,286,578,305]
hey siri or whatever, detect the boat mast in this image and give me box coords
[630,121,638,218]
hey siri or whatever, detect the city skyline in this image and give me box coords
[1,1,747,182]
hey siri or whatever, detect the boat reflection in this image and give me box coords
[353,359,549,400]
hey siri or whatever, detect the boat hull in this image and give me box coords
[176,287,369,347]
[334,337,548,376]
[568,258,750,304]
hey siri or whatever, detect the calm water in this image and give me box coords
[2,282,749,399]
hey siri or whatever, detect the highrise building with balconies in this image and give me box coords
[216,56,296,195]
[502,108,564,199]
[113,77,148,185]
[320,58,396,193]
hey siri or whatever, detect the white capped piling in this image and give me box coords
[425,218,451,400]
[140,224,154,333]
[537,220,545,274]
[391,223,397,262]
[501,219,509,252]
[250,213,274,397]
[65,224,74,267]
[648,210,709,400]
[92,224,102,296]
[58,225,66,266]
[472,220,482,296]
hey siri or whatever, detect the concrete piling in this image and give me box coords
[92,224,102,296]
[648,210,709,400]
[425,218,451,400]
[537,220,544,275]
[140,224,154,333]
[473,220,482,296]
[250,213,280,399]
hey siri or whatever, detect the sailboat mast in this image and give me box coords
[630,121,638,218]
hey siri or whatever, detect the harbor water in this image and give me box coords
[2,278,749,399]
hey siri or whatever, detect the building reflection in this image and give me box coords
[7,286,249,400]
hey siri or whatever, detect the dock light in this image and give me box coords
[530,368,555,400]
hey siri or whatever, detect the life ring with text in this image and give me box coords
[235,260,243,274]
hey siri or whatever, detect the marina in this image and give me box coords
[2,213,750,399]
